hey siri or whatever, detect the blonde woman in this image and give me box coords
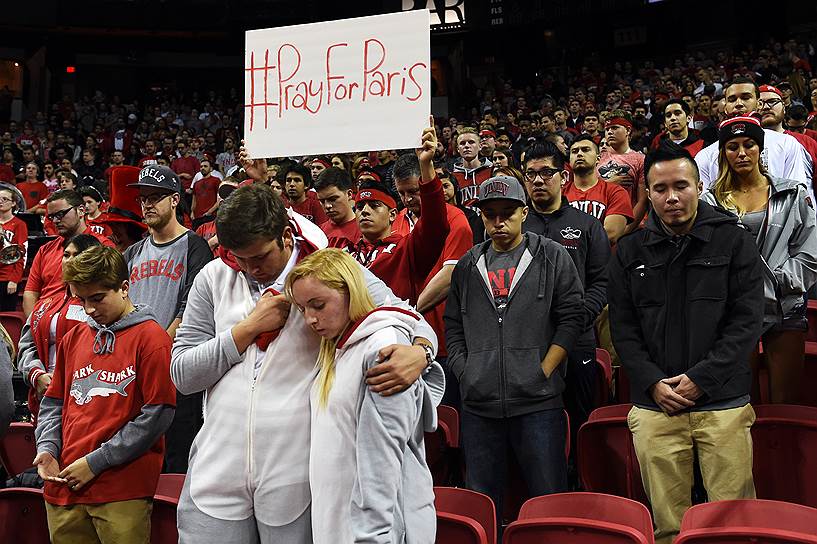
[701,115,817,404]
[286,248,436,544]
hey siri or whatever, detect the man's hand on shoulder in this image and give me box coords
[365,344,427,397]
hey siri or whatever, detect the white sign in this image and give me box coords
[244,10,431,158]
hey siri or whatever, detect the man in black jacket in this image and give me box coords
[609,142,764,544]
[521,142,611,451]
[445,174,584,526]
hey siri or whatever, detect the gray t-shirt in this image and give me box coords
[485,240,527,313]
[124,230,213,329]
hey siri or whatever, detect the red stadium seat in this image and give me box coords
[426,418,454,486]
[0,487,50,544]
[751,405,817,507]
[594,348,613,407]
[806,300,817,343]
[614,364,632,404]
[150,494,179,544]
[155,473,186,500]
[577,405,649,506]
[675,499,817,544]
[434,486,496,544]
[0,422,36,476]
[436,511,489,544]
[802,342,817,407]
[437,405,459,447]
[504,492,654,544]
[0,311,25,349]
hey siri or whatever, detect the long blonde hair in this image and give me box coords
[285,249,375,408]
[711,146,767,216]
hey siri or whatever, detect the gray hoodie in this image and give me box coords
[701,175,817,328]
[35,305,175,475]
[0,340,13,439]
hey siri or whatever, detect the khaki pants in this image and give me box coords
[627,404,755,544]
[45,498,152,544]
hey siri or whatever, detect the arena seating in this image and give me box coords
[0,311,25,349]
[0,421,35,476]
[150,494,180,544]
[0,487,50,544]
[434,486,496,544]
[155,473,186,501]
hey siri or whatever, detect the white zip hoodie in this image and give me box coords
[310,307,437,544]
[171,209,442,527]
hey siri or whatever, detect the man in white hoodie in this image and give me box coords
[171,183,443,543]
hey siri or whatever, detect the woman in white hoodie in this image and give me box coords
[286,248,437,544]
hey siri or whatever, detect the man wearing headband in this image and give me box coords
[309,156,330,183]
[597,111,649,230]
[694,76,810,191]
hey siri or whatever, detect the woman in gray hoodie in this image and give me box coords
[701,115,817,404]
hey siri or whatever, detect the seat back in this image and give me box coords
[752,415,817,507]
[675,528,817,543]
[518,492,653,541]
[594,348,613,407]
[577,411,648,505]
[0,487,50,544]
[155,473,186,500]
[504,518,651,544]
[588,403,633,422]
[434,486,496,544]
[436,511,488,544]
[680,499,817,535]
[150,494,179,544]
[437,405,459,447]
[0,422,35,476]
[614,365,632,404]
[0,311,24,349]
[426,419,453,486]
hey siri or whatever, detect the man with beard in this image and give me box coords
[284,163,328,225]
[695,77,809,191]
[652,99,705,157]
[759,85,817,199]
[478,129,496,160]
[124,165,213,473]
[521,141,610,456]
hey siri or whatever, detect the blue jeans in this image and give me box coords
[461,408,567,526]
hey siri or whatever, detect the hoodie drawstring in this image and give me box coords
[93,326,116,355]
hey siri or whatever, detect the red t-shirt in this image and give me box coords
[137,156,157,168]
[192,175,221,218]
[290,194,329,225]
[195,220,218,256]
[43,319,175,506]
[393,204,473,356]
[0,165,14,183]
[87,214,114,238]
[26,228,114,301]
[171,156,201,191]
[596,150,645,208]
[562,179,635,223]
[0,216,28,283]
[320,217,360,241]
[17,181,49,210]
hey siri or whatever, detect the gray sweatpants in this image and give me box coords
[177,476,313,544]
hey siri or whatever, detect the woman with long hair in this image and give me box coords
[18,234,102,425]
[0,186,28,311]
[285,248,436,544]
[701,116,817,404]
[438,167,483,244]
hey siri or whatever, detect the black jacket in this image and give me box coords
[445,232,585,418]
[608,201,764,409]
[524,197,611,347]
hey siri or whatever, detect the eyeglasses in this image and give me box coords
[47,206,77,222]
[758,98,783,109]
[0,197,13,204]
[524,167,561,182]
[136,193,173,207]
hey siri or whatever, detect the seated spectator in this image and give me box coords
[18,162,49,211]
[0,186,28,311]
[445,174,584,527]
[80,186,112,238]
[701,116,817,404]
[34,245,176,544]
[609,142,764,544]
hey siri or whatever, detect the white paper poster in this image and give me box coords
[244,10,431,158]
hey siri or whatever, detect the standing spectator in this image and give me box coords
[315,167,360,240]
[610,143,764,544]
[445,174,584,526]
[191,158,221,220]
[33,246,176,544]
[215,137,237,175]
[581,112,602,144]
[171,139,201,197]
[0,186,28,310]
[521,142,610,456]
[310,156,330,183]
[392,152,473,405]
[75,149,104,185]
[23,189,113,317]
[284,163,328,225]
[758,85,817,186]
[478,129,497,160]
[137,139,158,168]
[18,162,49,211]
[597,113,649,230]
[653,99,706,157]
[702,116,817,404]
[695,77,810,194]
[452,128,494,207]
[565,136,634,243]
[123,165,213,473]
[103,150,126,185]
